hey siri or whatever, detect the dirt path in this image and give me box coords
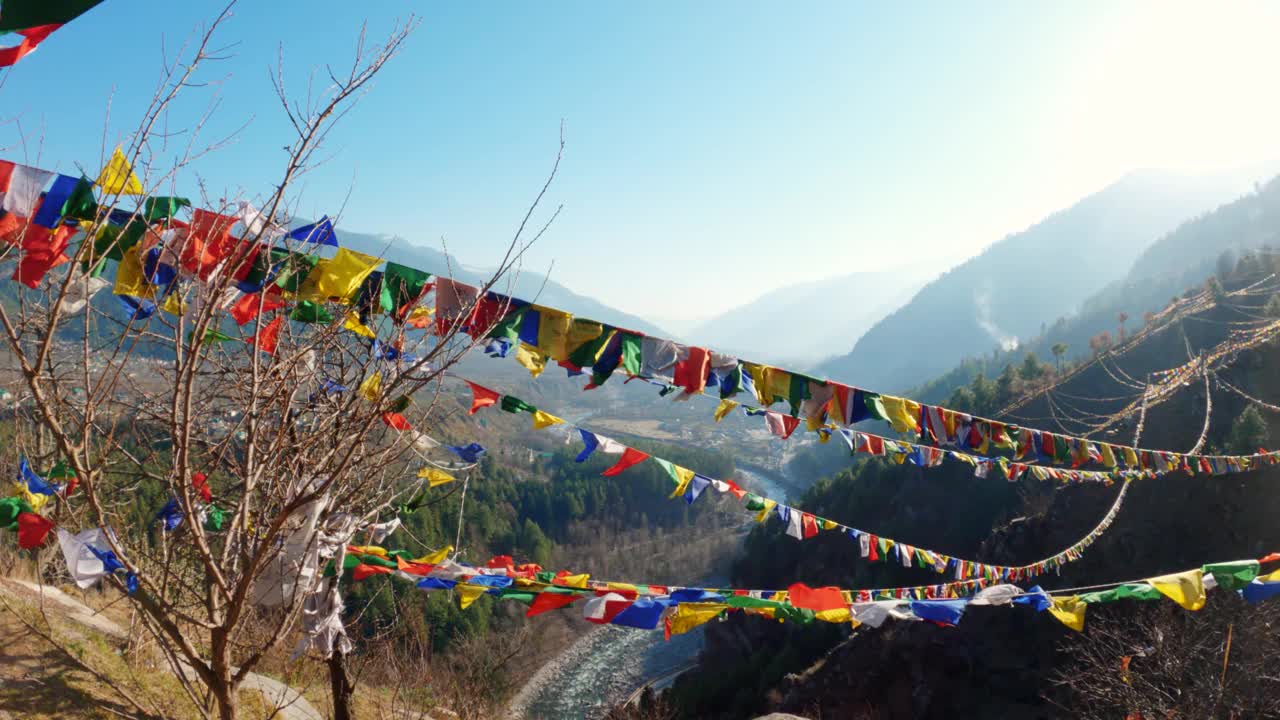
[0,578,324,720]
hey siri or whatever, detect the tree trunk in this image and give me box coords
[211,679,238,720]
[328,647,355,720]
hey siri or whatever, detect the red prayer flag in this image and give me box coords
[526,592,580,617]
[723,480,747,499]
[868,535,880,562]
[394,556,436,577]
[381,412,412,431]
[64,477,78,496]
[352,563,393,582]
[0,24,63,67]
[192,472,212,503]
[786,583,845,612]
[466,381,500,415]
[16,512,54,549]
[486,555,514,569]
[672,346,710,395]
[1258,552,1280,564]
[230,290,286,325]
[249,315,283,355]
[602,447,649,477]
[801,512,819,539]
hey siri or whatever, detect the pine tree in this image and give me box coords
[1227,406,1270,455]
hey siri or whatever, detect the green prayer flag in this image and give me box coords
[0,496,35,530]
[203,505,225,532]
[384,262,432,313]
[862,392,889,423]
[142,197,190,222]
[0,0,103,31]
[719,364,744,399]
[290,300,333,324]
[1077,583,1163,604]
[500,395,537,414]
[727,596,783,611]
[1053,435,1071,463]
[744,495,765,511]
[1203,560,1259,591]
[534,571,556,584]
[567,327,617,369]
[498,589,537,605]
[389,395,412,413]
[46,461,75,480]
[274,253,320,293]
[487,307,525,343]
[620,333,643,376]
[787,374,811,416]
[62,176,98,222]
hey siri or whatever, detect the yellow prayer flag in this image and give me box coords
[112,246,155,298]
[821,519,838,531]
[881,396,920,434]
[667,602,727,636]
[754,498,777,523]
[457,583,488,610]
[417,467,455,487]
[515,343,548,378]
[1123,447,1140,467]
[96,146,144,195]
[1148,569,1207,610]
[535,306,573,361]
[349,545,387,557]
[556,573,590,589]
[565,319,605,360]
[1048,595,1087,631]
[406,306,434,323]
[13,482,49,512]
[606,582,638,594]
[667,465,696,499]
[1099,443,1117,468]
[532,409,564,430]
[412,546,453,564]
[358,371,382,401]
[814,607,852,624]
[298,248,382,303]
[1260,568,1280,583]
[160,293,187,316]
[713,399,739,422]
[343,311,376,338]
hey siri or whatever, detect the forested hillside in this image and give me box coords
[662,253,1280,719]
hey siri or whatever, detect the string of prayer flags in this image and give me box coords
[457,376,1127,583]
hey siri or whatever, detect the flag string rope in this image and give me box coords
[445,374,1133,583]
[0,152,1276,478]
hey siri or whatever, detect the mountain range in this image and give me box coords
[814,166,1276,392]
[684,264,944,368]
[338,229,670,338]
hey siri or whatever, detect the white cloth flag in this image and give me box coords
[57,528,111,589]
[1,164,54,216]
[969,584,1024,606]
[60,275,111,315]
[366,517,401,543]
[850,601,918,628]
[785,507,803,540]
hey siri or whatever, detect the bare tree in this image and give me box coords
[0,7,561,719]
[1050,593,1280,719]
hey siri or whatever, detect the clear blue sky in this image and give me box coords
[3,1,1278,327]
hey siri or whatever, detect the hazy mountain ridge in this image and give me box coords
[815,167,1272,392]
[686,264,944,367]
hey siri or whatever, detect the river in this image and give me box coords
[516,466,792,719]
